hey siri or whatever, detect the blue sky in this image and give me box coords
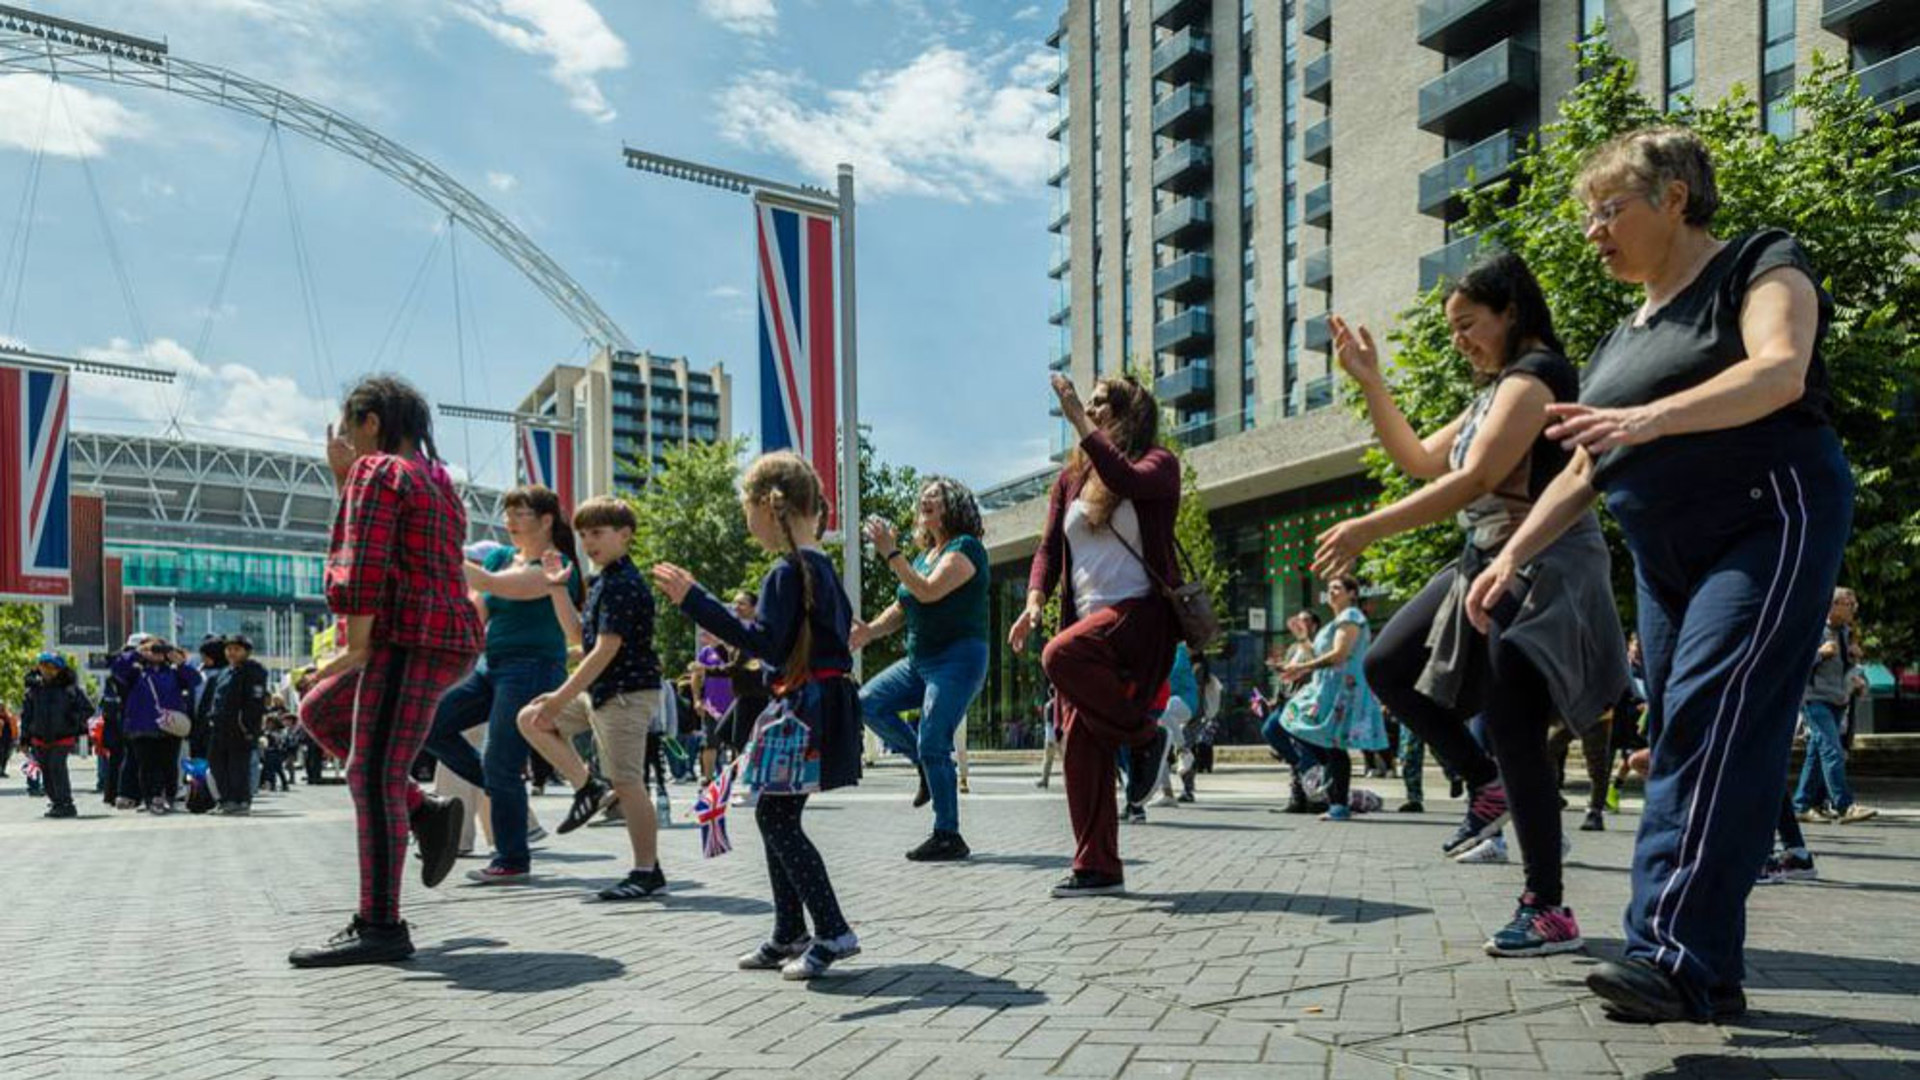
[0,0,1061,490]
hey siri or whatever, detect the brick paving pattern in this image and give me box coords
[2,760,1916,1079]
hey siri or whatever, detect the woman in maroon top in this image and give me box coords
[1011,373,1182,898]
[289,376,483,968]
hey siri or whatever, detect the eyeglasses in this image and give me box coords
[1583,195,1638,230]
[504,507,541,520]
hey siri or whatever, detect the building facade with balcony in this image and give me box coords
[981,0,1906,738]
[518,348,732,497]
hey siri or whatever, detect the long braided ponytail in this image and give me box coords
[743,452,824,689]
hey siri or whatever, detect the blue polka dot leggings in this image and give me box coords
[755,794,850,945]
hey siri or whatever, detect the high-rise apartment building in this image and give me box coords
[519,347,732,496]
[979,0,1914,732]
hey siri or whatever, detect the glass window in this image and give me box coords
[1761,0,1795,138]
[1665,0,1695,110]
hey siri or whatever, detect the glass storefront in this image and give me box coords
[111,543,326,601]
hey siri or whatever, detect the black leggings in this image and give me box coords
[130,735,181,804]
[1313,744,1352,808]
[754,795,850,945]
[1366,568,1566,905]
[209,736,253,805]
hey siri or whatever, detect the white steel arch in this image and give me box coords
[0,3,638,353]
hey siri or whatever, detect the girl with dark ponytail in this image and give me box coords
[652,450,862,981]
[289,374,483,968]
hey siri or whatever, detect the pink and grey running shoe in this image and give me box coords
[1442,781,1511,857]
[1485,892,1585,957]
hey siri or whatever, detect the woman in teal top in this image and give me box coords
[423,485,583,881]
[851,478,991,863]
[1279,574,1386,820]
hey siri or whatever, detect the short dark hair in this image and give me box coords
[1448,251,1566,375]
[572,495,636,532]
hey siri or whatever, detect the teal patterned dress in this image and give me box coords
[1279,606,1387,752]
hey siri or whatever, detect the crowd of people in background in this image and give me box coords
[0,122,1893,1028]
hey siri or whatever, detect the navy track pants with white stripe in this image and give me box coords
[1608,429,1851,1007]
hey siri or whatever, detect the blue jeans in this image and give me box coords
[425,657,566,871]
[860,639,988,834]
[1793,701,1852,813]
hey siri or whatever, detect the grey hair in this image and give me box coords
[914,476,985,550]
[1575,125,1720,227]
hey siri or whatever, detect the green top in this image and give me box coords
[482,544,582,665]
[900,535,990,658]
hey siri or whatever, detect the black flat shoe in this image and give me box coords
[412,794,464,889]
[1588,958,1717,1024]
[905,830,971,862]
[288,917,414,969]
[1125,727,1169,809]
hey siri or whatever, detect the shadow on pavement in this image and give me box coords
[1585,937,1920,995]
[1122,890,1429,924]
[405,946,626,993]
[1647,1053,1916,1080]
[807,962,1048,1020]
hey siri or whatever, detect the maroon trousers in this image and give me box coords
[300,644,472,923]
[1041,597,1177,879]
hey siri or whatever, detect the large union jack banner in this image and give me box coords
[0,358,70,602]
[518,424,575,519]
[755,197,839,529]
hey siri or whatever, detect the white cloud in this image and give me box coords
[1012,5,1042,20]
[699,0,777,35]
[716,45,1056,202]
[485,170,519,192]
[451,0,629,122]
[0,76,144,158]
[707,285,745,299]
[69,338,336,454]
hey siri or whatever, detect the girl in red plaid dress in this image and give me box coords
[290,376,482,968]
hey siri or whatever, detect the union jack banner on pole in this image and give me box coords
[517,424,575,518]
[755,196,840,530]
[0,358,70,603]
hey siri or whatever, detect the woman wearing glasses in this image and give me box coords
[1467,127,1851,1023]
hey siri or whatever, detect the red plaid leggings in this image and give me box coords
[301,645,473,923]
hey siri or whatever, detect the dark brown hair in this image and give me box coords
[1068,375,1161,528]
[505,485,578,568]
[340,375,440,461]
[914,476,986,549]
[572,495,637,533]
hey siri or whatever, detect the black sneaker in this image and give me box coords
[596,865,667,901]
[912,763,931,809]
[288,916,415,969]
[44,804,77,819]
[1587,958,1724,1024]
[560,778,615,835]
[905,830,971,862]
[1050,870,1125,898]
[411,794,464,889]
[1398,800,1425,813]
[1124,803,1147,824]
[1580,808,1605,832]
[1125,728,1170,809]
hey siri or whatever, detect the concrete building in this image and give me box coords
[986,0,1914,738]
[518,348,733,496]
[65,432,506,671]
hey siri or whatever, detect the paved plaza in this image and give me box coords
[3,759,1917,1080]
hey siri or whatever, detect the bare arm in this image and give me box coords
[891,549,977,604]
[465,559,556,600]
[864,602,907,640]
[1331,314,1459,480]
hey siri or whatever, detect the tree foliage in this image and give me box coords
[0,603,44,707]
[1352,41,1920,655]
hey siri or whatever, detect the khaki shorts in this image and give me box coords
[553,689,658,787]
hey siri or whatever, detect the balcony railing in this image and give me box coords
[1418,232,1498,291]
[1153,253,1214,302]
[1822,0,1910,41]
[1153,308,1215,355]
[1416,0,1535,55]
[1304,180,1333,227]
[1047,161,1069,187]
[1417,38,1539,138]
[1303,313,1332,352]
[1857,45,1920,115]
[1048,350,1072,373]
[1152,142,1213,193]
[1155,362,1215,405]
[1304,0,1331,41]
[1048,252,1070,280]
[1048,207,1071,234]
[1047,113,1069,141]
[1152,85,1213,136]
[1151,28,1212,83]
[1304,52,1332,104]
[1304,248,1333,291]
[1152,0,1209,31]
[1417,128,1518,217]
[1304,117,1333,166]
[1152,196,1213,247]
[1048,301,1071,327]
[1046,67,1066,95]
[1046,12,1067,48]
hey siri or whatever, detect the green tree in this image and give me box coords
[0,603,44,708]
[824,431,922,677]
[1351,42,1920,655]
[623,437,763,677]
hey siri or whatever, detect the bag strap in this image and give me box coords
[1104,516,1190,596]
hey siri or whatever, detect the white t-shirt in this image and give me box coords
[1065,497,1154,620]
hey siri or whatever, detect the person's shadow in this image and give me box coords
[806,962,1048,1020]
[405,937,626,993]
[1121,890,1429,925]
